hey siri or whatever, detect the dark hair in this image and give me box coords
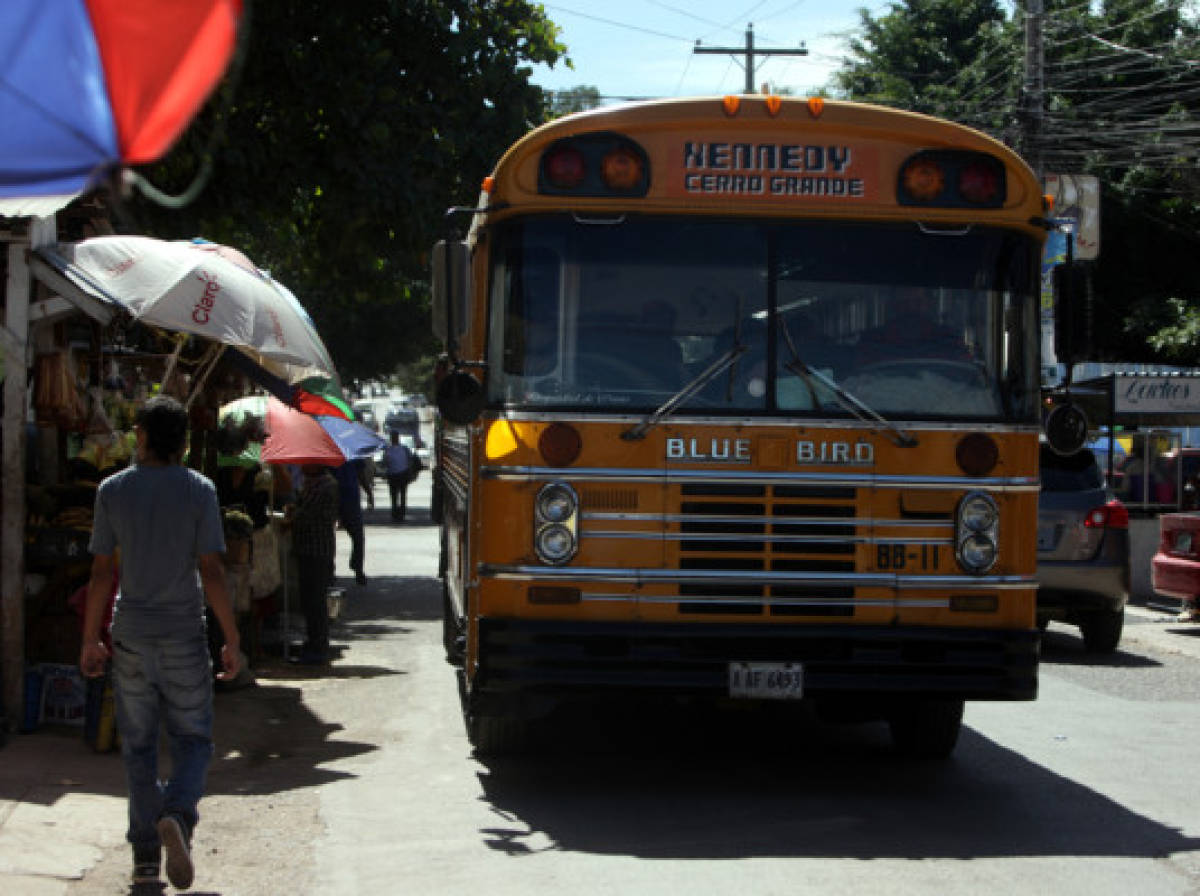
[135,395,189,462]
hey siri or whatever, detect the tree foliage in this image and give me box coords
[831,0,1200,366]
[545,85,602,118]
[124,1,566,381]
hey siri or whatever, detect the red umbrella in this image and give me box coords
[0,0,243,216]
[256,397,384,468]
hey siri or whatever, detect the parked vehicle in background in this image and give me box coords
[1151,512,1200,620]
[1036,444,1130,651]
[351,400,379,432]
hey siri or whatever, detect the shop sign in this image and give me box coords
[1114,374,1200,414]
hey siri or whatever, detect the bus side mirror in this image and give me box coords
[431,240,470,348]
[1044,401,1088,456]
[436,370,485,425]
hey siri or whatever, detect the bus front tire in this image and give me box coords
[887,698,964,759]
[468,714,527,756]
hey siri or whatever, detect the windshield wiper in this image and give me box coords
[784,358,918,448]
[621,343,748,440]
[776,314,917,448]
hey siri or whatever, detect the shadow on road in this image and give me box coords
[332,574,443,626]
[207,678,378,797]
[471,699,1200,861]
[1038,628,1162,667]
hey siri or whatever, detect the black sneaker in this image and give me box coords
[156,815,194,889]
[355,571,367,586]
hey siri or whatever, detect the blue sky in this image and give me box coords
[529,0,887,101]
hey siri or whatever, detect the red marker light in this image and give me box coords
[544,147,586,189]
[960,161,1000,204]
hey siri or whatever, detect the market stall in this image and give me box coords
[3,229,358,733]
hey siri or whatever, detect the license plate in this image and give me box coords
[728,662,804,700]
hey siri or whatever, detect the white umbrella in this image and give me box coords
[38,235,337,385]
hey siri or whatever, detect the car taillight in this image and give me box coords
[1084,500,1129,530]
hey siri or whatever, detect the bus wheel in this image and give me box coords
[887,698,964,759]
[1080,608,1123,653]
[441,582,464,666]
[468,713,527,757]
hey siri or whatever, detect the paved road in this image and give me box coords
[59,473,1200,895]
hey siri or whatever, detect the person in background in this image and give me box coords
[334,458,368,586]
[285,464,339,664]
[357,453,377,510]
[79,395,241,890]
[382,430,414,522]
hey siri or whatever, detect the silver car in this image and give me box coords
[1036,444,1131,652]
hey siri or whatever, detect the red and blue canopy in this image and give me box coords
[0,0,242,217]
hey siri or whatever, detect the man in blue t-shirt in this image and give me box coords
[80,396,241,890]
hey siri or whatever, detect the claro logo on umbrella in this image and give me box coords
[192,271,223,325]
[267,309,288,349]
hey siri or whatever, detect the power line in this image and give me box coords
[542,4,694,42]
[694,22,808,93]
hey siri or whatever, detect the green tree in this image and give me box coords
[545,85,601,118]
[831,0,1200,367]
[833,0,1011,122]
[126,1,567,382]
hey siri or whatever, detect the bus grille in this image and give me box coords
[675,483,858,617]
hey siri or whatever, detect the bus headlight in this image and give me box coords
[959,492,997,532]
[957,533,997,572]
[535,523,577,565]
[536,482,577,523]
[956,491,998,574]
[535,482,578,564]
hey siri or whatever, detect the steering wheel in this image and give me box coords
[575,352,674,390]
[858,358,988,386]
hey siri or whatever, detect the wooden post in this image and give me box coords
[2,236,31,729]
[1,216,52,730]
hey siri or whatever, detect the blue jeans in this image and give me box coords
[111,635,214,857]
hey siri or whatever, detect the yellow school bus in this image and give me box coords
[432,95,1049,758]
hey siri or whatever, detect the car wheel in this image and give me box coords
[887,698,964,759]
[1079,608,1123,653]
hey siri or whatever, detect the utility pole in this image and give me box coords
[1022,0,1045,178]
[693,23,808,95]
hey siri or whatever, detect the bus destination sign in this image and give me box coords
[667,137,879,201]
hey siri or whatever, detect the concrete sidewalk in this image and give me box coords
[0,725,126,894]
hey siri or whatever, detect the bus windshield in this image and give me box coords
[487,215,1040,422]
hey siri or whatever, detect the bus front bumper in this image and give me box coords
[472,618,1038,707]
